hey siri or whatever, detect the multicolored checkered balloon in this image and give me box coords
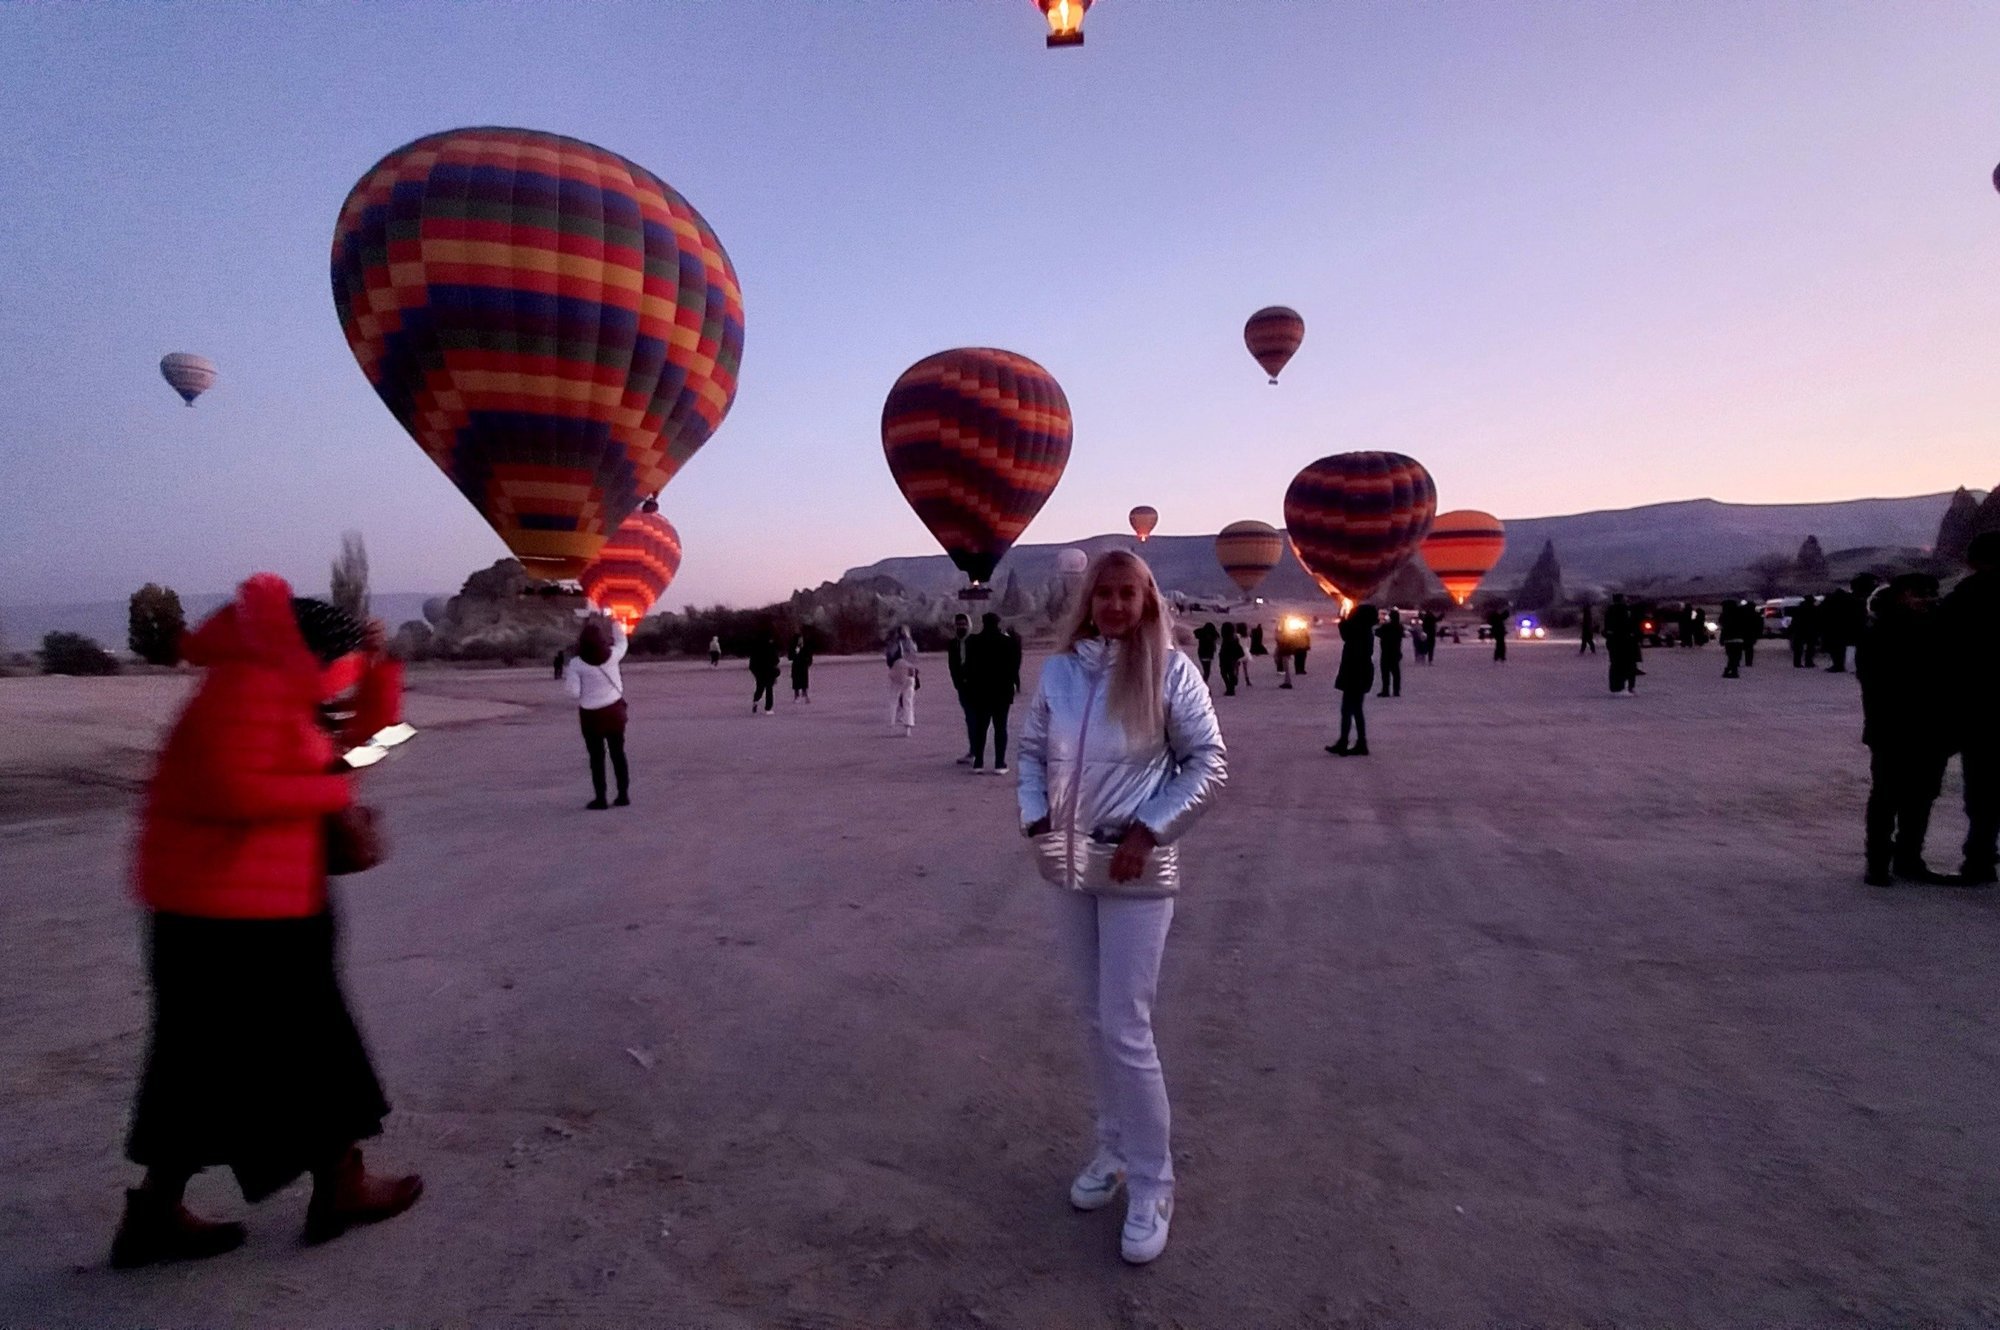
[1282,452,1436,605]
[881,348,1072,587]
[580,510,682,629]
[331,127,743,582]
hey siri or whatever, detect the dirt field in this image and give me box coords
[2,641,1996,1328]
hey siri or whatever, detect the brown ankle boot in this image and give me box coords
[303,1147,422,1245]
[110,1188,246,1269]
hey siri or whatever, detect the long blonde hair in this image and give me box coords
[1058,550,1175,738]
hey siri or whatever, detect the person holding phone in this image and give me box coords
[1016,550,1227,1265]
[114,576,421,1268]
[563,614,630,808]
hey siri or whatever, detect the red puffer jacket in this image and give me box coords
[135,574,401,919]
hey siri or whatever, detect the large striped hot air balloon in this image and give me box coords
[159,353,217,406]
[1214,520,1284,595]
[881,348,1071,589]
[1421,509,1506,606]
[580,510,682,630]
[331,127,744,583]
[1129,505,1159,542]
[1243,307,1304,385]
[1282,452,1437,605]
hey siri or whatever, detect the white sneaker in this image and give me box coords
[1120,1193,1172,1264]
[994,763,1009,775]
[1069,1152,1125,1211]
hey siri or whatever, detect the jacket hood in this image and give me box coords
[181,574,319,681]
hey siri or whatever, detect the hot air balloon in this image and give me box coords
[1129,505,1159,542]
[160,353,217,406]
[580,510,682,630]
[882,348,1072,593]
[1056,547,1089,575]
[1282,452,1437,605]
[331,127,744,582]
[1214,520,1283,596]
[1038,0,1091,46]
[1421,509,1506,606]
[1243,307,1304,385]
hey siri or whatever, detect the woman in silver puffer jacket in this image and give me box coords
[1017,550,1226,1265]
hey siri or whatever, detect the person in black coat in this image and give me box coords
[1192,621,1219,683]
[1858,574,1959,885]
[961,612,1022,772]
[946,614,977,763]
[1790,595,1820,668]
[747,634,782,714]
[1377,609,1406,697]
[1485,608,1508,662]
[1605,594,1640,694]
[1327,605,1378,755]
[788,632,816,703]
[1218,622,1245,696]
[1578,604,1597,655]
[1941,532,2000,884]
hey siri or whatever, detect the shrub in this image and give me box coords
[128,584,186,665]
[41,632,120,676]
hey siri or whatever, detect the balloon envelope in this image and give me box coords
[1421,509,1506,605]
[331,127,744,582]
[160,353,217,406]
[1056,547,1089,575]
[1243,307,1304,384]
[881,348,1072,586]
[580,510,682,629]
[1282,452,1437,604]
[1214,520,1284,594]
[1128,505,1159,542]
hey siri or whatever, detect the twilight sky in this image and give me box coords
[2,1,1995,609]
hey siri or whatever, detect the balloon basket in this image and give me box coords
[958,586,993,602]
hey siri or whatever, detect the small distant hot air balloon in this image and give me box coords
[1038,0,1091,47]
[1129,506,1159,542]
[160,353,217,406]
[580,510,682,631]
[1282,452,1437,605]
[331,127,744,582]
[1244,307,1304,385]
[1214,520,1284,596]
[1421,510,1506,606]
[1056,547,1090,575]
[882,348,1072,594]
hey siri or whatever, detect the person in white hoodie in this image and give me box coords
[1017,550,1227,1265]
[885,627,920,736]
[561,614,629,809]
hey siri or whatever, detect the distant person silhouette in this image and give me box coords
[1417,609,1440,664]
[1192,620,1219,684]
[707,635,721,668]
[1578,604,1597,655]
[1741,601,1761,667]
[1377,609,1405,697]
[1234,624,1254,688]
[1790,595,1820,668]
[788,631,815,703]
[1940,532,2000,884]
[1327,605,1378,755]
[1248,623,1267,663]
[962,612,1021,772]
[1824,579,1873,672]
[747,633,782,715]
[1218,622,1245,696]
[1720,599,1748,678]
[1485,609,1508,662]
[552,649,566,681]
[1858,574,1958,885]
[1605,593,1640,693]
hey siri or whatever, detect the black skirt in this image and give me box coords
[127,908,390,1202]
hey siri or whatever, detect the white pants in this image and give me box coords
[1052,890,1175,1203]
[889,679,916,729]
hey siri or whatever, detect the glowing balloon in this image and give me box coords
[1282,452,1437,605]
[1421,510,1506,606]
[1244,307,1304,384]
[1214,520,1283,595]
[580,510,682,630]
[160,353,217,406]
[882,348,1072,587]
[1129,505,1158,542]
[331,127,744,582]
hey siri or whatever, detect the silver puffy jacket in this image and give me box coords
[1016,639,1227,897]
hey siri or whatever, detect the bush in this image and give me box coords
[41,632,120,676]
[128,584,186,665]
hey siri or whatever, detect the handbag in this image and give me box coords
[584,664,629,732]
[325,803,384,876]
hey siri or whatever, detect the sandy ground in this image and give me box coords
[2,641,1997,1328]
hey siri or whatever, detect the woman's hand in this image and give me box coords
[1024,817,1052,838]
[1109,823,1158,882]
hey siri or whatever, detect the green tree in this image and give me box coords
[128,583,186,665]
[331,531,370,621]
[41,632,120,676]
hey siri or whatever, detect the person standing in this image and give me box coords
[1191,620,1218,684]
[1327,604,1378,754]
[747,633,782,715]
[1605,593,1640,694]
[114,577,421,1269]
[1293,620,1311,675]
[1234,624,1254,688]
[1248,623,1267,667]
[1578,604,1597,655]
[1485,608,1508,663]
[1741,602,1761,668]
[963,612,1021,773]
[947,614,980,764]
[1941,532,2000,884]
[1217,622,1245,696]
[1377,609,1406,697]
[1720,599,1748,678]
[886,627,920,736]
[1016,550,1226,1266]
[1418,609,1440,664]
[1790,595,1820,668]
[1858,574,1959,885]
[788,631,816,703]
[564,614,632,806]
[707,635,721,668]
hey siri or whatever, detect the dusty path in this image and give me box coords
[2,642,1997,1327]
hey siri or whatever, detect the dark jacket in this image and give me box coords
[1858,606,1953,753]
[962,625,1021,705]
[1192,622,1219,660]
[1941,570,1999,743]
[1377,616,1406,659]
[1335,617,1376,693]
[748,638,782,683]
[947,632,970,692]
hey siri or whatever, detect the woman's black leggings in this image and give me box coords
[752,679,775,711]
[583,727,628,801]
[1379,658,1401,696]
[1338,688,1368,747]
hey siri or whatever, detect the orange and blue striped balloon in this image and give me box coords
[580,510,682,629]
[1244,306,1304,384]
[881,348,1072,586]
[331,127,743,582]
[1421,509,1506,605]
[1282,452,1437,604]
[1214,520,1284,594]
